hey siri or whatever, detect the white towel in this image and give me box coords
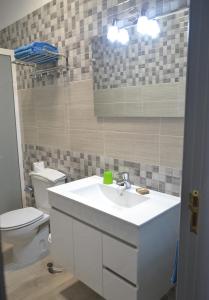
[30,168,66,183]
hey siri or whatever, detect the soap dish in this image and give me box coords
[136,187,150,195]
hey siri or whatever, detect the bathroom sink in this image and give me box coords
[48,176,180,227]
[70,183,146,209]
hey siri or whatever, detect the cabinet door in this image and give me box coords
[50,208,74,274]
[73,220,103,296]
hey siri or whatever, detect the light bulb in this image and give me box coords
[107,25,119,42]
[146,19,160,39]
[137,16,160,39]
[137,16,149,35]
[117,28,129,45]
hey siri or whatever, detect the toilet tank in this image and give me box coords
[30,168,66,214]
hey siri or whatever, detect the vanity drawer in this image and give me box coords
[103,268,138,300]
[103,234,138,284]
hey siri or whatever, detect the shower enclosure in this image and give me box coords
[0,49,24,214]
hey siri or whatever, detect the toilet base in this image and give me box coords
[5,223,49,271]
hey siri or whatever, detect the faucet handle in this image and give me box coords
[115,172,130,182]
[115,172,131,189]
[121,172,130,181]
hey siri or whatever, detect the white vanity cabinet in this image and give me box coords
[48,176,180,300]
[50,208,140,299]
[51,208,103,295]
[50,208,74,274]
[73,220,103,295]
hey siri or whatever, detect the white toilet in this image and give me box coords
[0,166,66,269]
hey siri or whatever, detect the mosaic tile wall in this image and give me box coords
[0,0,189,90]
[92,9,188,90]
[0,0,186,205]
[23,144,181,206]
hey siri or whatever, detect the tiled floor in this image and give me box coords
[4,255,175,300]
[5,256,103,300]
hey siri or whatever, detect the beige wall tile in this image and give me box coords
[18,79,184,170]
[94,103,116,117]
[122,102,143,117]
[141,83,180,102]
[134,134,160,164]
[70,80,94,107]
[160,118,184,136]
[94,90,113,104]
[95,102,142,117]
[103,118,160,135]
[23,126,38,145]
[33,85,70,107]
[36,104,67,129]
[18,89,33,106]
[70,129,104,155]
[104,131,132,161]
[18,89,36,126]
[68,79,102,130]
[104,131,159,164]
[94,86,141,104]
[38,127,70,149]
[123,86,141,103]
[177,99,185,116]
[20,105,36,127]
[160,135,183,168]
[178,81,186,100]
[142,100,184,117]
[69,104,103,130]
[94,83,185,118]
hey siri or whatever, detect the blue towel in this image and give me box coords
[171,240,179,285]
[14,42,58,64]
[15,42,58,54]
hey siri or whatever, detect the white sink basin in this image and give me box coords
[71,183,147,209]
[48,176,180,227]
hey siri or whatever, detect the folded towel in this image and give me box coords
[30,168,66,183]
[14,42,58,64]
[16,54,58,64]
[15,42,58,54]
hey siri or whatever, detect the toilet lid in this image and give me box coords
[0,207,44,230]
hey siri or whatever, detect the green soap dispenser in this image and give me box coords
[103,171,113,184]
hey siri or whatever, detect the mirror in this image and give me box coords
[92,9,188,118]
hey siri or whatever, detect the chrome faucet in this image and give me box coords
[115,172,131,190]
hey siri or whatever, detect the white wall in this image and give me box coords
[0,0,51,30]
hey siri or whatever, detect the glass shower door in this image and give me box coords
[0,53,22,213]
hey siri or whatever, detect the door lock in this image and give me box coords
[188,190,200,234]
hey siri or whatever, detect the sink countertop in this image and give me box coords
[48,175,180,227]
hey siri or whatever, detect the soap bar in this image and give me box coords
[103,171,113,184]
[136,187,150,195]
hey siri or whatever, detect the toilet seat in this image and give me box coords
[0,207,44,231]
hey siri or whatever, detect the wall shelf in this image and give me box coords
[30,64,68,80]
[12,48,69,80]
